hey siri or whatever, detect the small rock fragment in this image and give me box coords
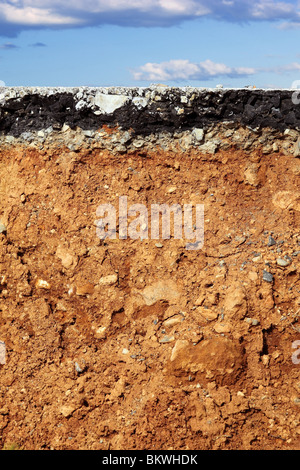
[268,235,276,247]
[214,322,231,333]
[199,141,218,154]
[60,405,76,418]
[197,307,219,321]
[169,336,245,386]
[35,279,51,289]
[0,340,6,365]
[98,274,118,286]
[244,163,261,187]
[167,186,176,194]
[294,136,300,157]
[163,314,184,328]
[76,283,94,296]
[56,245,77,269]
[276,258,291,267]
[248,271,258,281]
[159,335,175,343]
[75,362,83,373]
[93,326,107,339]
[192,128,204,142]
[272,191,300,211]
[262,270,273,283]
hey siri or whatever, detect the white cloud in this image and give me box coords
[250,0,297,19]
[275,62,300,72]
[0,0,300,34]
[157,0,211,15]
[277,20,300,29]
[132,59,257,81]
[0,3,82,26]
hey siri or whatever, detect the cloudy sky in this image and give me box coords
[0,0,300,88]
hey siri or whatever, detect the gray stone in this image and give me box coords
[20,132,33,141]
[199,141,218,154]
[159,335,175,343]
[294,137,300,157]
[0,222,6,234]
[133,139,145,148]
[276,257,291,267]
[82,130,95,137]
[192,128,205,142]
[119,131,132,145]
[180,134,193,148]
[284,129,299,140]
[262,270,274,283]
[268,235,276,246]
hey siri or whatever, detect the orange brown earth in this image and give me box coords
[0,86,299,450]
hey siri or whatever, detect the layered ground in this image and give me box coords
[0,87,300,450]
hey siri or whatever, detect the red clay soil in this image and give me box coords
[0,139,300,450]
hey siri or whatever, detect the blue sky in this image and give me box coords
[0,0,300,88]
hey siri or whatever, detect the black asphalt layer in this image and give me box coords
[0,88,299,136]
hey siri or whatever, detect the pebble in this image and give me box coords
[294,137,300,157]
[214,323,231,333]
[163,315,184,328]
[199,141,218,154]
[0,222,7,233]
[159,335,175,343]
[133,139,144,148]
[192,128,204,142]
[75,362,83,373]
[35,279,51,289]
[276,258,291,267]
[262,270,273,283]
[98,274,118,286]
[248,271,258,281]
[60,405,76,418]
[268,235,276,247]
[94,326,106,339]
[244,317,259,326]
[0,340,6,365]
[167,186,177,193]
[197,307,218,321]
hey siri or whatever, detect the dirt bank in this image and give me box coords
[0,87,300,450]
